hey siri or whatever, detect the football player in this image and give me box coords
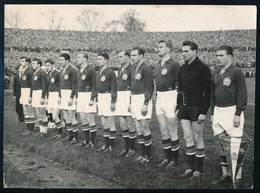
[76,52,97,147]
[130,47,154,164]
[154,40,180,169]
[96,52,118,152]
[116,51,136,157]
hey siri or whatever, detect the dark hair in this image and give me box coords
[20,56,31,63]
[45,59,55,65]
[132,47,145,56]
[60,53,70,61]
[158,40,172,49]
[32,58,42,67]
[78,52,89,59]
[182,41,198,51]
[98,52,109,60]
[217,45,233,56]
[124,51,130,57]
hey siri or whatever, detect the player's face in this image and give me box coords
[19,59,27,67]
[97,56,107,67]
[130,50,142,64]
[157,42,170,57]
[118,52,128,65]
[216,50,231,67]
[31,61,39,70]
[59,57,67,68]
[182,46,196,62]
[76,54,86,65]
[18,65,23,73]
[45,62,53,72]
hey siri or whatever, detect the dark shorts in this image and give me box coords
[177,105,200,121]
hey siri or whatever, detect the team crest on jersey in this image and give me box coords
[135,73,141,80]
[101,76,106,82]
[223,77,231,86]
[161,68,168,75]
[122,74,128,80]
[34,76,38,81]
[81,74,86,80]
[64,74,69,80]
[50,77,55,83]
[22,76,26,80]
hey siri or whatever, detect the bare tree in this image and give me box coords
[43,10,64,31]
[120,9,145,32]
[102,20,122,32]
[76,9,104,31]
[5,9,25,29]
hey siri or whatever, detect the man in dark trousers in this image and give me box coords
[13,64,24,122]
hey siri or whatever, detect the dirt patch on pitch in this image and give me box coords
[3,146,124,189]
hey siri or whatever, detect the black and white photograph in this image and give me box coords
[3,4,256,189]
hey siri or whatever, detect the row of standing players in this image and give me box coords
[16,40,247,186]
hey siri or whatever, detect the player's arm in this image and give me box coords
[110,70,118,104]
[199,65,212,115]
[70,69,78,99]
[41,71,48,99]
[234,69,247,116]
[143,65,153,105]
[90,69,97,102]
[172,61,180,90]
[13,75,17,98]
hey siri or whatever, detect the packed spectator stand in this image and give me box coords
[4,28,256,89]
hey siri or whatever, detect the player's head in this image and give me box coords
[182,41,198,63]
[59,53,70,67]
[45,59,55,72]
[97,52,109,67]
[32,58,42,70]
[130,47,145,65]
[216,45,233,67]
[19,56,31,67]
[76,52,88,65]
[16,64,23,73]
[118,51,130,65]
[157,40,172,57]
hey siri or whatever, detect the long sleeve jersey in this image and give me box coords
[177,57,211,115]
[60,64,78,99]
[154,57,180,91]
[30,68,48,98]
[77,65,96,101]
[117,63,133,91]
[47,68,61,97]
[211,64,247,116]
[96,67,118,103]
[21,67,33,89]
[131,62,154,105]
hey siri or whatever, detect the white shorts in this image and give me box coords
[156,90,177,118]
[77,92,97,113]
[212,106,244,137]
[98,93,116,116]
[131,94,153,120]
[20,88,31,105]
[115,91,132,116]
[32,90,46,108]
[48,92,60,109]
[60,89,77,111]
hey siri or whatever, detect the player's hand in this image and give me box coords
[40,98,45,105]
[89,100,94,106]
[28,97,32,104]
[128,104,131,113]
[210,115,214,123]
[233,115,240,127]
[13,96,16,100]
[141,105,148,116]
[110,103,116,112]
[68,98,73,106]
[58,97,61,105]
[197,114,206,124]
